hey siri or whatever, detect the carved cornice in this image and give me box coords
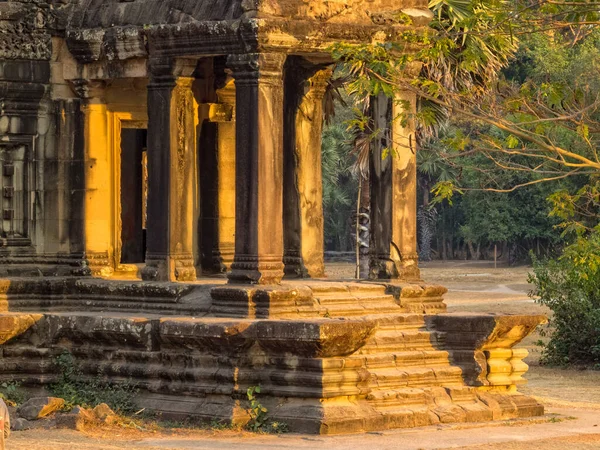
[309,67,334,100]
[147,58,197,90]
[227,53,285,87]
[147,58,177,90]
[70,79,106,101]
[0,2,53,61]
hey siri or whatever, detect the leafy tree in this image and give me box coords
[329,0,600,200]
[324,0,600,366]
[530,234,600,365]
[322,118,358,252]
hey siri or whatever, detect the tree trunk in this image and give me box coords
[467,241,476,260]
[357,174,370,279]
[422,178,430,207]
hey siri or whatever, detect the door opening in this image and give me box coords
[120,128,147,264]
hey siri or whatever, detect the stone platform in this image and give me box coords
[0,278,545,434]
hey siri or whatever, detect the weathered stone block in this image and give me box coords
[11,418,31,431]
[433,404,467,423]
[17,397,65,420]
[55,407,96,431]
[92,403,115,423]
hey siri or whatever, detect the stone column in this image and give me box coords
[227,53,286,285]
[142,59,197,282]
[391,90,420,280]
[72,79,114,277]
[283,62,331,278]
[369,90,421,281]
[214,78,237,272]
[369,93,395,280]
[193,58,236,275]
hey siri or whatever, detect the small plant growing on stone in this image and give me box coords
[245,386,288,434]
[263,420,289,434]
[246,385,268,432]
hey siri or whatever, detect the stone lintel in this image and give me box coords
[73,20,426,62]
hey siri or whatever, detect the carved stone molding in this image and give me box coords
[70,79,107,101]
[227,53,286,86]
[0,2,52,61]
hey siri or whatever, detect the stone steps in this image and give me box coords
[361,329,444,352]
[307,282,405,317]
[0,278,212,316]
[315,296,403,316]
[312,288,401,317]
[2,298,204,316]
[366,366,464,390]
[366,386,478,406]
[350,350,453,368]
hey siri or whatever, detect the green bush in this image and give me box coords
[0,381,27,406]
[529,233,600,366]
[49,351,139,413]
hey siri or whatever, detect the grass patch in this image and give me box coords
[49,351,138,414]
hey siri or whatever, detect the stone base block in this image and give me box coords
[211,281,448,318]
[0,306,546,434]
[142,256,197,282]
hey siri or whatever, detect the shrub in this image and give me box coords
[0,381,27,406]
[49,351,138,413]
[529,233,600,366]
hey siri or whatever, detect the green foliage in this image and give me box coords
[246,386,268,432]
[418,121,566,260]
[0,381,27,406]
[326,0,600,264]
[245,386,288,434]
[322,113,359,252]
[548,181,600,237]
[49,351,138,413]
[530,234,600,365]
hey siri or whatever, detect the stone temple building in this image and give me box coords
[0,0,546,434]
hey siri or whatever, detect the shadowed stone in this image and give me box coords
[56,406,96,431]
[11,418,31,431]
[17,397,65,420]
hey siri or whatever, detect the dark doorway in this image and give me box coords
[120,128,147,264]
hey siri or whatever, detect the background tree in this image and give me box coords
[326,0,600,364]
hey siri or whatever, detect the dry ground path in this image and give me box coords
[10,261,600,449]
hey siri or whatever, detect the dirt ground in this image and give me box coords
[10,261,600,449]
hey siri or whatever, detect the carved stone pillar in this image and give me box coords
[369,90,421,281]
[391,90,420,280]
[214,78,236,272]
[72,79,114,277]
[283,61,331,278]
[369,92,394,279]
[142,59,197,282]
[227,53,286,285]
[194,58,236,275]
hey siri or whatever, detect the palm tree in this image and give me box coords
[322,122,358,253]
[417,138,459,261]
